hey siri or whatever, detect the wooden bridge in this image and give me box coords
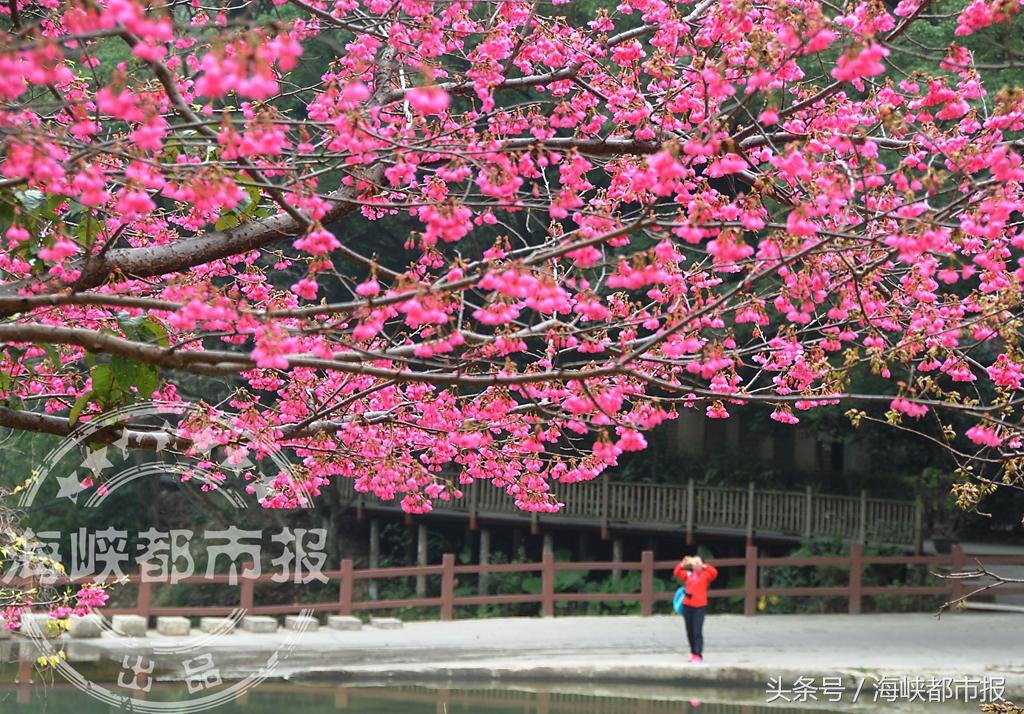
[343,477,923,548]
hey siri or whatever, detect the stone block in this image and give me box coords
[284,615,319,632]
[326,616,362,631]
[156,616,190,636]
[369,616,402,630]
[241,616,278,633]
[111,614,148,637]
[68,614,103,639]
[199,617,235,635]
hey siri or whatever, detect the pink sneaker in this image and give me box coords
[691,654,703,664]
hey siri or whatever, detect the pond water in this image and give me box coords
[0,680,999,713]
[0,682,817,713]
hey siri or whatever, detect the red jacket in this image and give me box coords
[673,563,718,608]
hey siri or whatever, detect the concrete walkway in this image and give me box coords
[48,611,1024,698]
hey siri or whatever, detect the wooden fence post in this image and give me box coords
[858,490,868,544]
[744,545,758,616]
[416,523,428,598]
[541,549,555,617]
[746,481,755,545]
[339,558,354,615]
[440,553,455,621]
[804,486,813,540]
[600,471,610,540]
[950,544,965,608]
[848,544,863,615]
[240,569,254,612]
[468,481,479,531]
[611,537,623,582]
[913,498,924,555]
[686,479,695,544]
[640,550,654,616]
[478,528,491,596]
[369,518,380,601]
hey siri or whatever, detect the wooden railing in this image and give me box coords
[344,478,922,546]
[83,545,1024,620]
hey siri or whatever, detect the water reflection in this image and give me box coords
[0,681,811,714]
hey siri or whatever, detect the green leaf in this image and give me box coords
[520,576,542,595]
[140,316,170,348]
[132,364,159,400]
[116,314,167,346]
[110,355,159,401]
[44,194,66,218]
[241,184,262,218]
[555,569,588,592]
[39,343,60,369]
[75,218,94,247]
[68,392,91,426]
[215,212,240,231]
[115,315,145,342]
[89,363,119,409]
[0,203,14,233]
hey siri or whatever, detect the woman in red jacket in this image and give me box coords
[673,555,718,663]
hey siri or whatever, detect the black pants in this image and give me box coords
[683,605,706,656]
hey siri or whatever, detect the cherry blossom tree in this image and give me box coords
[0,0,1022,523]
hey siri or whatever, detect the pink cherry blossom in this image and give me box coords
[407,86,450,115]
[0,0,1019,532]
[293,227,341,255]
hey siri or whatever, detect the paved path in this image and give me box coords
[50,611,1024,699]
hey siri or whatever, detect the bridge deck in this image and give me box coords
[343,478,921,547]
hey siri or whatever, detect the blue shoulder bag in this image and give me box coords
[673,585,687,615]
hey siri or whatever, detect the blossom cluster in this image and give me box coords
[0,0,1022,517]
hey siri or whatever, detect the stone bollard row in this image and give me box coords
[51,613,403,638]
